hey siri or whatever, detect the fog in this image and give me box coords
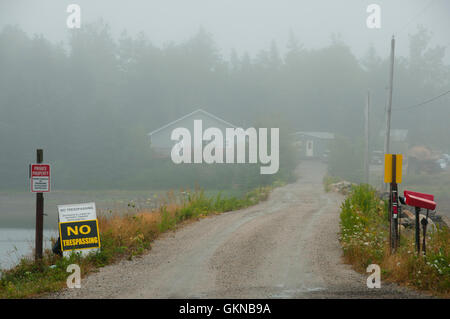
[2,0,450,61]
[0,1,449,211]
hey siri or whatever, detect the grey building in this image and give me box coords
[147,109,237,158]
[378,129,409,155]
[292,131,335,158]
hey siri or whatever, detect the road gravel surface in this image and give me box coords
[49,161,427,298]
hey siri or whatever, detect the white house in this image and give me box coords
[148,109,238,158]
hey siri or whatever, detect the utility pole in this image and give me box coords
[383,35,395,191]
[364,91,370,185]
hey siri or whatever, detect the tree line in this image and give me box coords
[0,22,448,190]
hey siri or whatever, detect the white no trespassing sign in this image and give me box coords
[57,202,100,257]
[30,164,51,192]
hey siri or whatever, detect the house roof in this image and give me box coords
[292,131,335,139]
[147,109,237,136]
[378,129,408,142]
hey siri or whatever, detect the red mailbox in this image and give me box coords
[402,190,436,255]
[404,190,434,201]
[403,190,436,210]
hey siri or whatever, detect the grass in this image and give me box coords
[0,186,272,298]
[339,184,450,297]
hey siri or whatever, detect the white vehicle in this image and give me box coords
[437,158,447,170]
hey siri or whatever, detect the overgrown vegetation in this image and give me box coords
[340,184,450,296]
[0,187,271,298]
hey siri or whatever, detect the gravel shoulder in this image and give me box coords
[48,161,428,299]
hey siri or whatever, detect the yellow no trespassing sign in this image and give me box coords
[384,154,403,183]
[59,219,101,252]
[57,202,101,257]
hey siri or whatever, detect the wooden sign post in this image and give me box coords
[35,149,44,260]
[384,154,403,252]
[30,149,51,260]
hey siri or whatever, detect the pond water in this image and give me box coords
[0,228,58,271]
[0,190,163,271]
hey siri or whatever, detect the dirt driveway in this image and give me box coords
[49,161,427,298]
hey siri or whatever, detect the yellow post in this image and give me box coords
[384,154,402,183]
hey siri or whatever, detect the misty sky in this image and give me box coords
[1,0,449,61]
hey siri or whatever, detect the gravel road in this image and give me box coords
[48,161,428,299]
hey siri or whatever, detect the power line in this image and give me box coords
[391,0,448,112]
[394,0,438,36]
[394,89,450,111]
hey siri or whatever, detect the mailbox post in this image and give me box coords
[415,206,421,254]
[402,191,436,255]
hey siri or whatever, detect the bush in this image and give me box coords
[340,184,450,296]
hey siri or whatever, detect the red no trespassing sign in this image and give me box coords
[30,164,51,192]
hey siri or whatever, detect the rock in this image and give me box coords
[329,181,355,195]
[400,217,414,228]
[419,214,436,233]
[399,211,436,233]
[399,209,415,229]
[430,214,449,229]
[401,209,415,220]
[440,215,450,228]
[378,192,390,201]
